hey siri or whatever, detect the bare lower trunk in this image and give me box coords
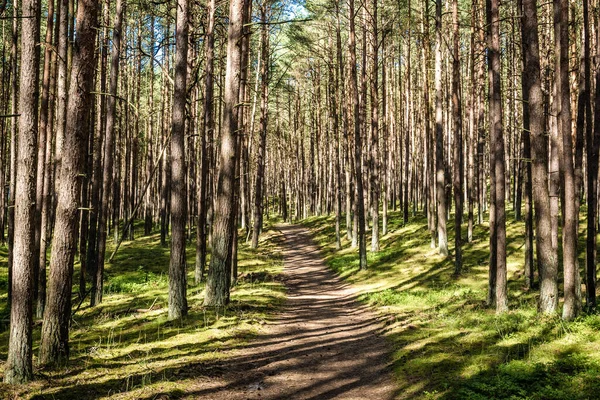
[522,0,557,314]
[39,0,98,368]
[435,0,448,257]
[5,0,41,384]
[168,0,189,320]
[204,0,244,307]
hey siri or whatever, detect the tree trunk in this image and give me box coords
[452,0,463,274]
[95,0,125,307]
[34,0,55,319]
[348,0,367,269]
[587,0,600,309]
[195,0,216,284]
[168,0,189,320]
[554,0,581,320]
[435,0,448,257]
[522,0,558,314]
[39,0,98,368]
[5,0,41,384]
[370,0,379,252]
[518,0,535,289]
[204,0,244,307]
[488,0,508,313]
[251,3,269,249]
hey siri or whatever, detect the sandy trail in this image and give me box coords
[181,224,397,400]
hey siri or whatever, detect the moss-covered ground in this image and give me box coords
[303,209,600,400]
[0,222,285,399]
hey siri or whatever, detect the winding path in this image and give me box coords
[190,224,397,399]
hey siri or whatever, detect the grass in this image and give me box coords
[0,221,286,399]
[303,209,600,400]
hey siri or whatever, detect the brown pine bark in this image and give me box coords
[452,0,463,274]
[435,0,448,257]
[168,0,189,320]
[34,0,54,319]
[204,0,244,306]
[523,0,557,314]
[251,3,269,250]
[518,0,535,289]
[588,0,600,309]
[554,0,580,320]
[5,0,41,384]
[488,0,508,313]
[96,0,125,307]
[195,0,216,284]
[422,0,436,249]
[348,0,367,270]
[39,0,98,368]
[370,0,379,252]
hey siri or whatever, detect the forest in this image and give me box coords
[0,0,599,398]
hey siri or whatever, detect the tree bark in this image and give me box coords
[348,0,367,269]
[39,0,98,368]
[588,0,600,309]
[452,0,463,274]
[168,0,189,320]
[195,0,216,284]
[435,0,448,257]
[95,0,125,307]
[204,0,244,306]
[251,3,269,249]
[554,0,581,320]
[5,0,41,384]
[488,0,508,313]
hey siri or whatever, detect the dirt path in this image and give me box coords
[184,224,397,399]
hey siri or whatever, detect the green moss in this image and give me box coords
[0,223,285,399]
[303,209,600,400]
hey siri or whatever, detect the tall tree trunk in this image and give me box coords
[518,0,535,289]
[39,0,98,368]
[195,0,216,284]
[435,0,448,257]
[251,3,269,249]
[555,0,580,320]
[35,0,55,319]
[452,0,463,274]
[488,0,508,313]
[168,0,189,320]
[5,0,41,384]
[587,0,600,309]
[204,0,244,306]
[370,0,379,251]
[523,0,558,314]
[348,0,367,269]
[95,0,125,307]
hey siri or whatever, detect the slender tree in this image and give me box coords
[204,0,244,306]
[168,0,189,320]
[488,0,507,313]
[588,0,600,309]
[95,0,125,307]
[554,0,580,320]
[251,1,270,249]
[435,0,448,257]
[452,0,463,274]
[195,0,216,284]
[5,0,41,384]
[39,0,98,367]
[348,0,367,269]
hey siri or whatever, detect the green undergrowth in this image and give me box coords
[0,221,285,399]
[303,210,600,400]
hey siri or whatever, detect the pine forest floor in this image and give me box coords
[2,208,600,399]
[303,209,600,399]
